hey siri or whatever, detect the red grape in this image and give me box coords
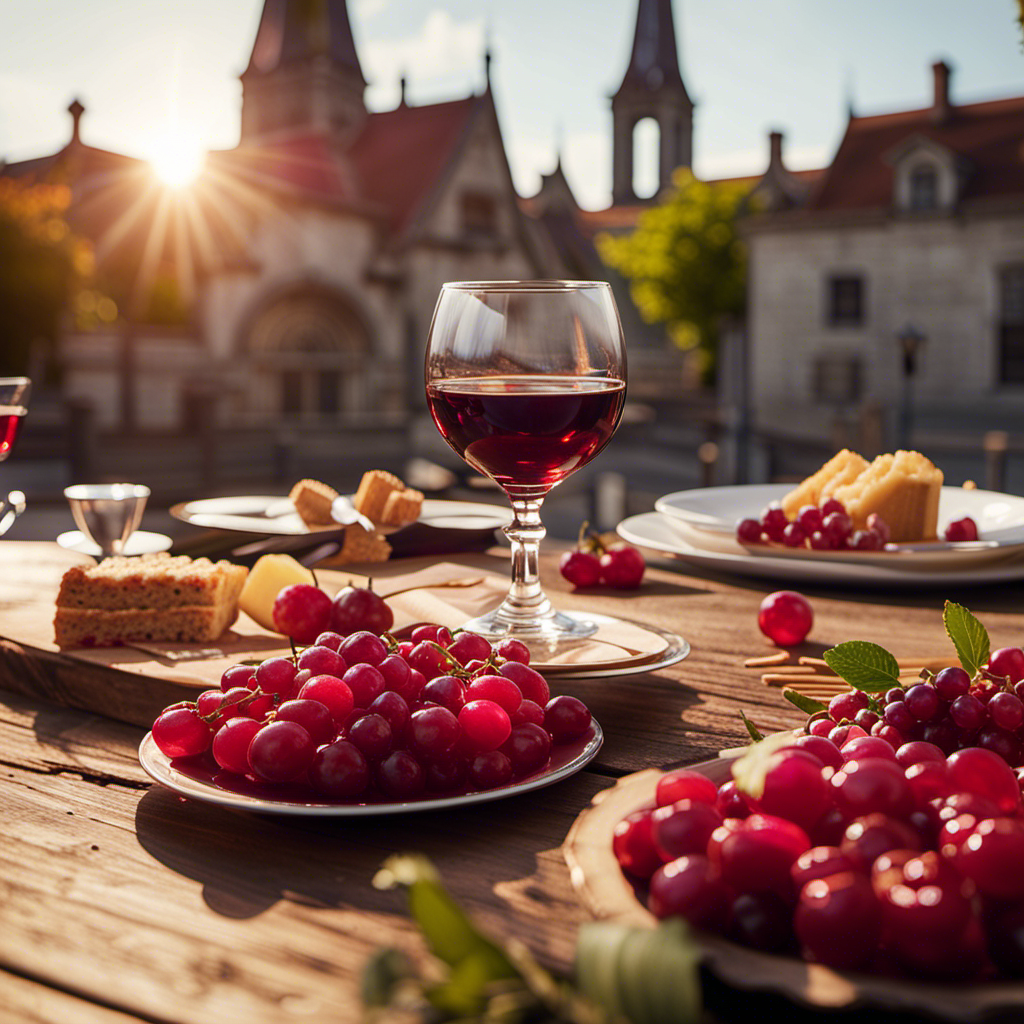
[153,706,213,758]
[598,545,645,588]
[330,585,393,635]
[248,720,315,782]
[309,739,370,799]
[559,549,601,587]
[272,583,332,644]
[758,590,813,646]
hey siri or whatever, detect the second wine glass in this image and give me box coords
[425,281,626,645]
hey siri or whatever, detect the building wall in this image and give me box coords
[747,210,1024,431]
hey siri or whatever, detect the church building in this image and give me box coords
[1,0,695,434]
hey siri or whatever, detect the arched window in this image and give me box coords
[246,287,372,420]
[632,117,660,200]
[909,164,938,211]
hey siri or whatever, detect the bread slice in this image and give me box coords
[831,450,943,542]
[289,478,339,528]
[56,553,247,611]
[54,605,240,648]
[380,488,423,527]
[353,470,404,524]
[54,552,248,648]
[781,450,869,517]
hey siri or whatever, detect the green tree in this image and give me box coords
[597,169,749,382]
[0,178,92,378]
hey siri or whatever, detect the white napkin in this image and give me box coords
[331,495,376,533]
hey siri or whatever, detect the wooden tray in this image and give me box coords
[562,759,1024,1021]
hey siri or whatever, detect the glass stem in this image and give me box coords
[499,498,555,624]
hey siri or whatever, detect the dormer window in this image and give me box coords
[909,164,938,211]
[461,192,498,238]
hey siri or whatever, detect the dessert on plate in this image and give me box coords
[54,553,248,647]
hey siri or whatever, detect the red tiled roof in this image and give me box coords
[207,134,355,204]
[809,93,1024,211]
[349,96,479,234]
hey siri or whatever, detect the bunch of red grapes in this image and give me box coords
[612,646,1024,981]
[150,610,593,803]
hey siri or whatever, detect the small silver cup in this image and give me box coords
[64,483,151,557]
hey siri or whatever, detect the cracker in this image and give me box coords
[380,488,423,527]
[289,478,339,527]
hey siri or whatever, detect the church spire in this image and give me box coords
[611,0,693,205]
[614,0,688,99]
[241,0,367,140]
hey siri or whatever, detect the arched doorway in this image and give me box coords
[245,285,373,421]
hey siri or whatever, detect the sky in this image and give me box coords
[0,0,1022,209]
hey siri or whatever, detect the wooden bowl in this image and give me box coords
[562,757,1024,1021]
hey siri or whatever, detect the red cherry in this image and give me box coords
[329,585,394,636]
[758,590,813,646]
[944,516,979,542]
[598,545,645,589]
[559,549,601,587]
[272,584,333,644]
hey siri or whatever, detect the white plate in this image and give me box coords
[656,484,1024,544]
[56,530,174,557]
[170,496,512,536]
[138,721,603,816]
[617,512,1024,588]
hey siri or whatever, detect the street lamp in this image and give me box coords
[897,323,926,449]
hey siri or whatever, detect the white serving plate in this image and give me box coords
[138,720,602,816]
[617,512,1024,588]
[170,495,511,536]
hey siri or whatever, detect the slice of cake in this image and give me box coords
[781,449,869,517]
[830,450,943,542]
[55,553,248,648]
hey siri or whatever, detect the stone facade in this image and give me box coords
[742,62,1024,447]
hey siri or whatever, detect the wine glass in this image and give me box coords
[425,281,626,645]
[0,377,31,537]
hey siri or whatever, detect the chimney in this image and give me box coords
[931,60,952,123]
[768,130,785,171]
[68,98,85,144]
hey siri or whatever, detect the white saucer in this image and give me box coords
[56,530,174,557]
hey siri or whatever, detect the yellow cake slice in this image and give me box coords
[781,449,869,517]
[830,450,943,542]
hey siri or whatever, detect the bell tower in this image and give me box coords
[241,0,367,141]
[611,0,693,204]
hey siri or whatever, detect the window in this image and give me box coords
[909,164,938,211]
[281,370,303,415]
[827,275,865,326]
[999,264,1024,384]
[461,192,498,237]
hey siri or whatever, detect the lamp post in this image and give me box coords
[897,323,926,449]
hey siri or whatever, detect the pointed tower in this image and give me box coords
[240,0,367,141]
[611,0,693,204]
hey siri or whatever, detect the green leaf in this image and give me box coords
[783,690,828,715]
[822,641,901,693]
[944,601,990,677]
[373,855,515,983]
[576,920,701,1024]
[360,948,414,1009]
[739,710,764,742]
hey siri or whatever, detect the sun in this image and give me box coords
[147,130,205,189]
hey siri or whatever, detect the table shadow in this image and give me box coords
[133,770,604,921]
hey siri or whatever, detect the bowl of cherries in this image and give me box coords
[565,622,1024,1019]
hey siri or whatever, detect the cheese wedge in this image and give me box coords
[238,553,316,631]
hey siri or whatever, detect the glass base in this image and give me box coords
[461,605,599,648]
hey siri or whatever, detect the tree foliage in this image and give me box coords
[597,169,749,381]
[0,178,93,377]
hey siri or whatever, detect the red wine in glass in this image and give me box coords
[427,375,625,499]
[0,404,26,462]
[425,281,626,645]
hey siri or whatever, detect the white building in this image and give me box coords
[743,62,1024,457]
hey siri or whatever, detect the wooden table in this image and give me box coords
[2,540,1023,1024]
